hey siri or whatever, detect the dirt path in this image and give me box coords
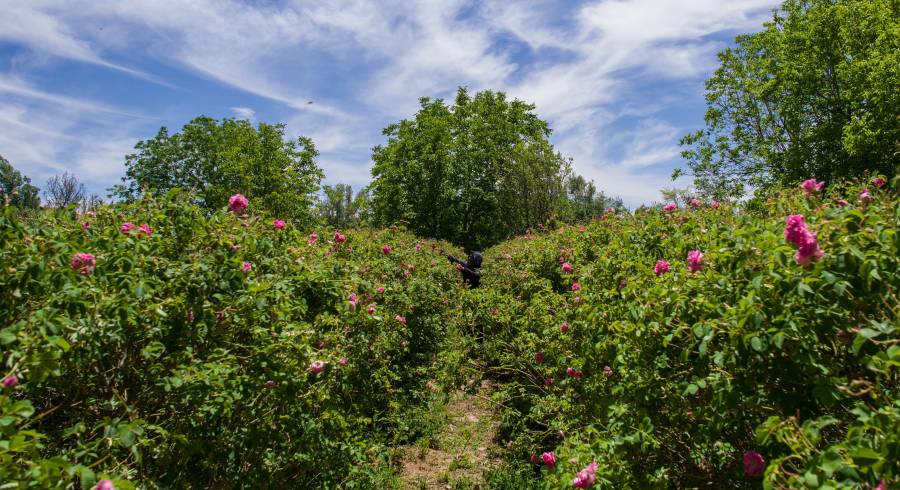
[399,380,501,489]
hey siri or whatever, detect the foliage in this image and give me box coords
[113,116,323,226]
[0,154,40,209]
[463,176,898,488]
[678,0,900,198]
[370,87,571,251]
[317,183,370,229]
[0,191,470,488]
[559,174,625,224]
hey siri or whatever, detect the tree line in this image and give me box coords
[4,0,897,246]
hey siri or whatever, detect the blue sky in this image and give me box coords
[0,0,781,207]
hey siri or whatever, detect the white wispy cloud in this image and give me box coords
[0,0,782,206]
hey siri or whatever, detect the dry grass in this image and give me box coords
[399,380,501,489]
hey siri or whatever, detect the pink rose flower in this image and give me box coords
[348,293,358,311]
[544,377,554,386]
[338,357,347,367]
[138,223,152,237]
[566,367,582,378]
[687,250,704,273]
[872,177,886,188]
[377,287,385,294]
[382,244,392,254]
[742,451,765,477]
[663,203,677,212]
[334,231,346,243]
[367,305,376,314]
[81,222,91,230]
[571,282,581,292]
[801,179,825,195]
[2,375,18,388]
[265,380,276,389]
[654,259,670,276]
[560,322,570,333]
[120,222,134,234]
[541,451,556,471]
[96,480,115,490]
[578,226,586,234]
[228,194,249,213]
[308,232,318,245]
[215,311,225,319]
[395,315,407,325]
[273,219,286,230]
[572,462,599,488]
[492,308,498,316]
[562,262,573,273]
[603,366,612,377]
[241,262,252,274]
[531,453,540,465]
[710,200,720,209]
[71,253,95,275]
[859,188,872,204]
[534,352,545,363]
[689,198,701,209]
[308,360,325,373]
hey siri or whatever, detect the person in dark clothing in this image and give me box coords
[448,251,482,288]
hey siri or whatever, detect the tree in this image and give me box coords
[44,172,85,208]
[317,183,368,228]
[677,0,900,198]
[560,172,625,222]
[113,117,323,224]
[370,87,571,250]
[0,154,40,208]
[659,187,695,208]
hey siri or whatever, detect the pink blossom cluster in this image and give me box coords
[534,352,545,363]
[565,367,582,378]
[241,262,252,274]
[689,198,701,209]
[2,375,18,388]
[560,322,570,333]
[272,219,285,230]
[395,315,407,325]
[860,188,872,204]
[784,215,824,265]
[801,179,825,196]
[654,259,670,276]
[571,282,581,292]
[308,360,325,373]
[572,462,598,488]
[872,177,886,188]
[334,231,346,243]
[562,262,573,273]
[228,194,249,213]
[348,293,358,311]
[742,450,765,477]
[382,244,392,254]
[687,250,704,273]
[663,203,677,212]
[71,253,95,275]
[96,480,115,490]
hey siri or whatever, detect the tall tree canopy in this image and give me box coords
[678,0,900,198]
[370,87,571,250]
[0,154,40,209]
[114,116,323,224]
[317,183,369,229]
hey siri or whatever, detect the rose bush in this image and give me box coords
[461,177,898,488]
[0,189,469,488]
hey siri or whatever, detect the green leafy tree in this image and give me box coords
[678,0,900,198]
[317,183,368,228]
[0,154,40,208]
[114,116,323,224]
[560,173,625,222]
[370,87,570,250]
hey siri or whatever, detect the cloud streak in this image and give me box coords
[0,0,782,206]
